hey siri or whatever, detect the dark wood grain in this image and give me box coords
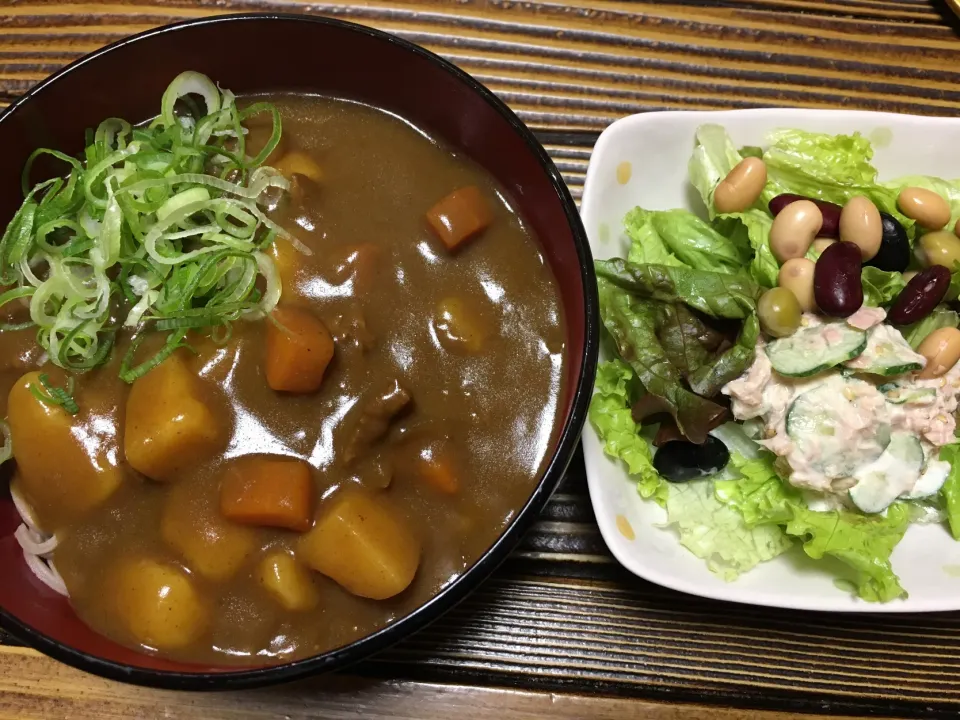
[0,646,905,720]
[2,1,960,718]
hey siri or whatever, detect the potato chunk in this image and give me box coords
[273,151,323,183]
[110,556,208,650]
[257,551,320,612]
[266,306,335,393]
[161,481,258,582]
[7,371,122,531]
[298,490,420,600]
[432,297,488,355]
[124,354,223,481]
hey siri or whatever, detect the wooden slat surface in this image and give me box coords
[0,646,904,720]
[2,1,960,718]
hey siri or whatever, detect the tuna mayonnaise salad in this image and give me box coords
[590,124,960,602]
[724,309,955,513]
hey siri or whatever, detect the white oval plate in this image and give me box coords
[581,108,960,612]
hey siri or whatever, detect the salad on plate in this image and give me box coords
[591,123,960,603]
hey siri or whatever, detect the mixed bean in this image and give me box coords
[653,436,730,483]
[750,159,958,373]
[715,157,767,213]
[888,266,950,326]
[653,154,960,481]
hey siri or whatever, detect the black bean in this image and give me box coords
[888,266,951,326]
[653,436,730,483]
[769,194,842,239]
[814,241,863,317]
[866,212,911,273]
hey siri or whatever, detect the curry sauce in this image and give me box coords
[0,95,566,664]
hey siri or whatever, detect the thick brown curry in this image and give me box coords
[0,95,566,664]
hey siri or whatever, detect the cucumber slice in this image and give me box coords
[877,382,937,406]
[786,376,890,479]
[766,322,867,378]
[849,432,924,513]
[903,458,951,500]
[844,324,925,377]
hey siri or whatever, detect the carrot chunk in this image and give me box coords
[326,243,382,294]
[266,306,335,393]
[394,436,461,495]
[220,455,315,532]
[425,186,492,251]
[416,445,460,495]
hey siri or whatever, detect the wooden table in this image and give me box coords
[2,1,960,718]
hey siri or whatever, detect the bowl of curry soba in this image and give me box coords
[0,14,597,687]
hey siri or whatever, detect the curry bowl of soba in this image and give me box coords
[0,14,597,688]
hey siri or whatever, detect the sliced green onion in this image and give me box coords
[119,329,190,383]
[29,373,79,415]
[0,71,293,380]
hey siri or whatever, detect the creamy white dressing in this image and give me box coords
[723,312,960,512]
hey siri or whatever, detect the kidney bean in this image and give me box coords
[888,265,951,326]
[866,212,910,273]
[769,194,842,239]
[813,241,863,318]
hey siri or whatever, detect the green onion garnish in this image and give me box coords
[29,373,79,415]
[0,71,302,381]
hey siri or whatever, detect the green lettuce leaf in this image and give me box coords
[861,266,906,307]
[786,504,909,603]
[597,277,728,444]
[687,125,779,288]
[900,305,960,350]
[715,453,908,602]
[715,453,795,526]
[714,211,779,288]
[762,129,910,227]
[764,128,879,187]
[589,359,667,505]
[939,444,960,541]
[624,208,750,274]
[665,479,793,581]
[596,259,762,319]
[624,208,688,268]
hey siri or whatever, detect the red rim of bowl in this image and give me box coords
[0,12,599,690]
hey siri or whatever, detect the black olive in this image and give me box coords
[653,436,730,483]
[866,212,910,272]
